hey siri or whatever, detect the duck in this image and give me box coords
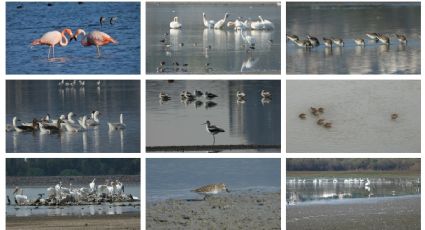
[66,112,76,124]
[376,34,390,44]
[13,117,37,132]
[169,16,182,29]
[299,113,306,119]
[214,12,229,29]
[366,32,379,40]
[261,90,272,98]
[395,34,407,44]
[202,12,215,29]
[194,90,203,97]
[354,38,365,46]
[286,34,299,42]
[108,113,127,130]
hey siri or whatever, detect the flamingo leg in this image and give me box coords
[48,46,51,59]
[96,46,101,57]
[52,45,55,58]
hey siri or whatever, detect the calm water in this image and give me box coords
[146,80,281,151]
[286,176,420,204]
[6,184,140,217]
[6,80,140,153]
[286,3,420,74]
[6,2,140,74]
[287,81,421,153]
[146,159,281,202]
[146,3,281,74]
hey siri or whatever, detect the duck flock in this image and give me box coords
[9,179,139,206]
[287,32,410,48]
[6,80,126,133]
[156,12,276,73]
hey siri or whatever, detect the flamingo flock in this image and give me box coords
[31,28,118,58]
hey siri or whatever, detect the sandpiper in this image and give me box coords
[391,113,398,120]
[261,90,272,98]
[191,183,230,200]
[323,37,333,47]
[194,90,203,97]
[292,39,313,48]
[310,107,319,116]
[299,113,306,119]
[286,34,299,42]
[307,35,320,46]
[318,107,324,113]
[236,91,246,99]
[366,33,379,40]
[202,120,225,145]
[331,38,344,47]
[376,34,390,44]
[395,34,407,44]
[317,119,325,125]
[354,38,365,46]
[324,122,332,128]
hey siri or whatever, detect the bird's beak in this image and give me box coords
[70,35,77,41]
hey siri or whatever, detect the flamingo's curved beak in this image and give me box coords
[70,35,77,41]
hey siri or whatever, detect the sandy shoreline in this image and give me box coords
[7,213,140,230]
[287,195,420,230]
[147,192,281,229]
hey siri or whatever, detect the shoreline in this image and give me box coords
[7,213,140,230]
[287,195,420,230]
[147,192,280,229]
[6,175,140,187]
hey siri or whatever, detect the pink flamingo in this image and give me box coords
[71,29,118,57]
[31,28,74,59]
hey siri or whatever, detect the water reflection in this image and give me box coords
[286,3,420,74]
[287,177,420,205]
[146,80,281,150]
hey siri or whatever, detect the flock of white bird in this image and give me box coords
[10,179,139,206]
[6,81,127,133]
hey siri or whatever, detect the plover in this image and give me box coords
[292,39,313,48]
[191,183,230,200]
[366,32,379,40]
[317,119,325,125]
[395,34,407,44]
[391,113,398,120]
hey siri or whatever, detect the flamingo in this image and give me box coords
[31,28,74,59]
[169,16,182,29]
[71,29,118,57]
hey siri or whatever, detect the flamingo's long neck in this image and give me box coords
[60,30,69,47]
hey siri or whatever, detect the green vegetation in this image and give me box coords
[287,159,420,172]
[6,159,140,176]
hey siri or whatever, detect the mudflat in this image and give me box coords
[7,213,140,230]
[147,192,281,229]
[287,195,420,230]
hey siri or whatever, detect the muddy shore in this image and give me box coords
[7,213,140,230]
[146,192,281,229]
[287,195,420,230]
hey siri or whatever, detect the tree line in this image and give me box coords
[6,158,140,176]
[287,159,420,171]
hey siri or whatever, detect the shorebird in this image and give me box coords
[299,113,306,119]
[194,90,203,97]
[307,35,320,46]
[191,183,230,200]
[292,39,313,48]
[376,34,390,44]
[310,107,319,116]
[366,33,379,40]
[261,90,272,98]
[204,91,218,99]
[159,92,171,100]
[395,34,407,44]
[331,38,344,47]
[202,120,225,145]
[354,38,365,46]
[391,113,398,120]
[317,119,325,125]
[323,37,333,47]
[318,107,324,113]
[286,34,299,42]
[324,122,332,128]
[236,91,246,99]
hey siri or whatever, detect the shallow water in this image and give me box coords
[6,80,140,153]
[6,2,140,74]
[286,3,420,74]
[146,80,281,150]
[286,176,420,204]
[146,159,281,202]
[6,185,140,217]
[146,3,281,74]
[286,80,421,153]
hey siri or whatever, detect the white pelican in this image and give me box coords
[108,113,126,130]
[90,178,96,193]
[258,16,274,30]
[170,16,182,29]
[86,111,101,126]
[202,12,215,29]
[214,13,229,29]
[13,187,28,205]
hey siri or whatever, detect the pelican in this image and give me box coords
[258,16,274,30]
[13,187,28,205]
[240,31,256,48]
[90,178,96,193]
[86,111,101,126]
[202,12,215,29]
[108,113,126,130]
[214,13,229,29]
[169,16,182,29]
